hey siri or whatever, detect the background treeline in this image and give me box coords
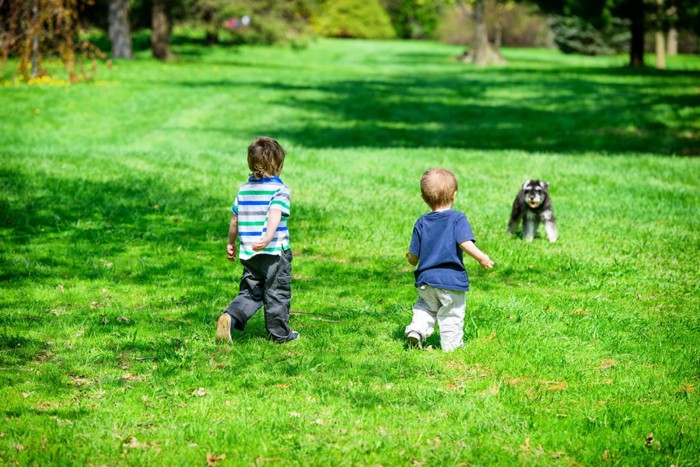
[2,0,699,80]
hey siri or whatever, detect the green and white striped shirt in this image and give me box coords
[232,176,291,260]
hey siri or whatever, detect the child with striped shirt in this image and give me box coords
[216,137,299,343]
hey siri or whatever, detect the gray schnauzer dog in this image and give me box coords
[507,180,558,242]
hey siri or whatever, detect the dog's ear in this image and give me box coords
[522,180,531,190]
[539,181,550,190]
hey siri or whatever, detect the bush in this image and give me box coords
[314,0,395,39]
[549,16,630,56]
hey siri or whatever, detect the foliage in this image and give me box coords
[527,0,700,62]
[314,0,396,39]
[381,0,448,39]
[0,0,109,82]
[671,0,700,35]
[180,0,317,46]
[549,15,631,55]
[1,39,700,464]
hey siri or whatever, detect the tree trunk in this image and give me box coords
[494,2,503,49]
[151,0,170,60]
[466,1,505,66]
[654,0,665,69]
[109,0,132,59]
[629,0,645,67]
[667,27,678,55]
[31,0,39,78]
[655,30,666,69]
[205,30,219,45]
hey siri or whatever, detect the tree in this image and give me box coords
[526,0,645,66]
[0,0,106,81]
[108,0,132,58]
[455,0,506,66]
[526,0,700,67]
[151,0,171,60]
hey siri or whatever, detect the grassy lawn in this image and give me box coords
[1,38,699,465]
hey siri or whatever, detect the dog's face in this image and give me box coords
[521,180,549,209]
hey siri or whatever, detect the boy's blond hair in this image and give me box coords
[248,136,286,179]
[421,168,458,209]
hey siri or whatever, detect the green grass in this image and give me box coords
[1,38,699,465]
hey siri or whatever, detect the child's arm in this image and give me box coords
[459,240,494,269]
[227,215,238,261]
[406,252,419,266]
[251,209,282,251]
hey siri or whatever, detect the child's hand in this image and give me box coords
[251,238,271,252]
[406,252,419,266]
[226,243,237,261]
[479,255,494,269]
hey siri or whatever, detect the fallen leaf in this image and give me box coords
[69,375,92,386]
[427,437,441,446]
[99,259,113,268]
[675,383,695,394]
[123,437,147,449]
[290,412,301,417]
[22,391,34,398]
[600,359,616,370]
[192,387,207,397]
[520,438,531,452]
[508,378,529,385]
[57,284,64,292]
[644,433,656,447]
[206,453,226,466]
[547,382,568,391]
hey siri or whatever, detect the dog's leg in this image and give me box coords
[543,211,558,242]
[507,198,522,235]
[522,216,536,242]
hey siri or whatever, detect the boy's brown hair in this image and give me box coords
[248,136,286,179]
[420,168,458,209]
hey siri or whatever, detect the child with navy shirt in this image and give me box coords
[405,168,494,352]
[215,136,298,343]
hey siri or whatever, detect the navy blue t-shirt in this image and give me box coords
[409,210,476,292]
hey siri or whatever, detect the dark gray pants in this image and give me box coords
[225,249,293,342]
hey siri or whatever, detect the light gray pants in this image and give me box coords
[405,285,466,352]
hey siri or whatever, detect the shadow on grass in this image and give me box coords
[0,332,47,367]
[163,58,699,155]
[0,166,225,283]
[263,71,699,155]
